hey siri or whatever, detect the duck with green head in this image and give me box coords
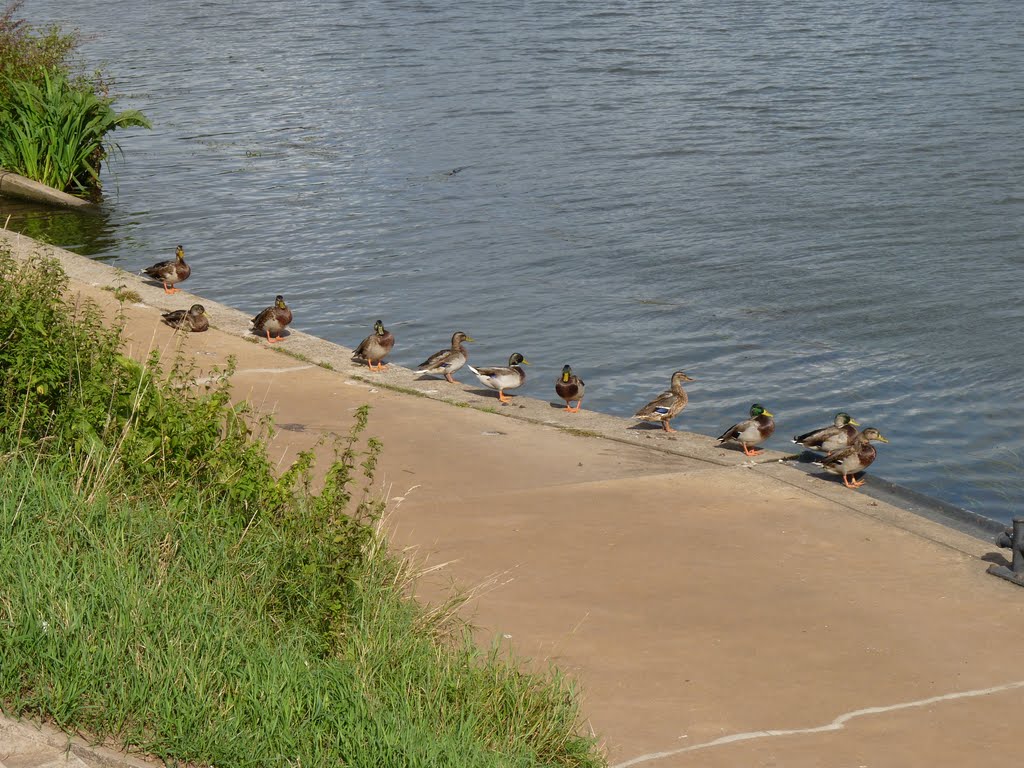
[251,295,293,343]
[417,331,474,382]
[555,364,585,413]
[353,319,395,371]
[468,353,529,404]
[142,244,190,294]
[814,427,889,488]
[793,411,859,453]
[718,403,775,455]
[161,303,208,333]
[633,371,693,432]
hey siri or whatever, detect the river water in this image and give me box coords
[10,0,1023,522]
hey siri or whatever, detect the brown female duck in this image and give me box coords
[161,304,208,333]
[417,331,474,382]
[814,427,889,488]
[633,371,693,432]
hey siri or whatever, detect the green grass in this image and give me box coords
[0,248,604,767]
[101,283,142,303]
[353,376,432,399]
[0,457,597,767]
[275,345,336,371]
[560,427,603,439]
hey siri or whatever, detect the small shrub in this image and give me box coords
[0,1,80,97]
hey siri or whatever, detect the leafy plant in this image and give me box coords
[0,1,149,197]
[0,71,150,196]
[0,250,604,767]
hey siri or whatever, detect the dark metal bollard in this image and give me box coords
[988,517,1024,587]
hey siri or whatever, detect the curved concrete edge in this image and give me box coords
[0,168,97,210]
[785,451,1007,540]
[0,228,1005,558]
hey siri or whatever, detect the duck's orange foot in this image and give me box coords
[444,374,455,383]
[163,285,180,294]
[661,421,676,433]
[742,445,764,456]
[265,333,284,344]
[570,402,583,413]
[498,392,511,404]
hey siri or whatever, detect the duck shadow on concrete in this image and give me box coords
[626,421,676,432]
[248,327,290,342]
[464,388,527,405]
[547,400,580,410]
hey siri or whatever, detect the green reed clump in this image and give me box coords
[0,71,150,197]
[0,1,150,198]
[0,250,603,768]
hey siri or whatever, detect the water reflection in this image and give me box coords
[0,200,118,258]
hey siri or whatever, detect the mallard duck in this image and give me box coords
[633,371,693,432]
[251,295,292,343]
[718,403,775,455]
[142,245,190,294]
[417,331,474,382]
[555,364,585,413]
[161,304,208,333]
[468,353,529,404]
[353,319,395,371]
[814,427,889,488]
[792,412,859,453]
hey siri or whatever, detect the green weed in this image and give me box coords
[101,284,142,303]
[0,1,81,99]
[352,377,431,399]
[0,249,604,768]
[561,427,602,439]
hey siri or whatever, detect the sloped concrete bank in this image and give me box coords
[2,227,1023,768]
[0,227,1003,549]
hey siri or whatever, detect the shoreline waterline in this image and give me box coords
[0,227,1004,547]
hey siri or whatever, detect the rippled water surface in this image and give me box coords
[11,0,1024,521]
